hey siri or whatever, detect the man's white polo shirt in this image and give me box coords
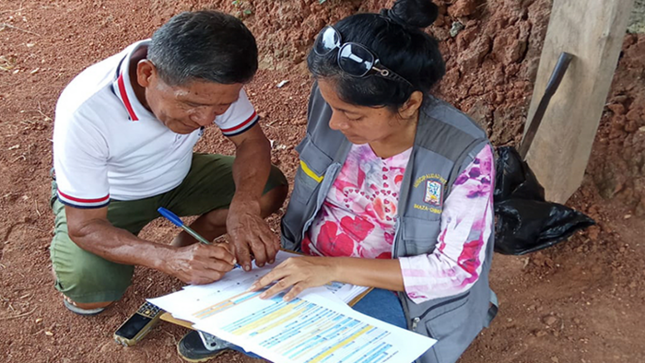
[53,40,259,209]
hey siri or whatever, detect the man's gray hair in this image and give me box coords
[148,10,258,86]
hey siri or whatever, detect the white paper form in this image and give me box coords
[192,292,435,363]
[148,251,347,322]
[148,251,436,363]
[182,251,368,304]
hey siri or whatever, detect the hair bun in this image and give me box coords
[388,0,439,29]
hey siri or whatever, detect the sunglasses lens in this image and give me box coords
[314,26,340,55]
[338,44,374,77]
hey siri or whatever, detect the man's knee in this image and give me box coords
[51,236,134,304]
[261,166,289,215]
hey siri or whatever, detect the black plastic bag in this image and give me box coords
[493,146,595,255]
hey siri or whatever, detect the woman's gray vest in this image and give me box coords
[281,83,495,363]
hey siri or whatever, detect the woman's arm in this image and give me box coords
[399,144,495,303]
[252,144,495,303]
[250,256,403,301]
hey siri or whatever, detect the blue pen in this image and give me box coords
[157,207,240,268]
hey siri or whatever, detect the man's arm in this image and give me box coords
[65,205,236,284]
[225,123,280,271]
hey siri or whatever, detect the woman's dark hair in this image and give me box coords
[307,0,445,111]
[149,10,258,86]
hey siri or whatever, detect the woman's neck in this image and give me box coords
[369,111,419,159]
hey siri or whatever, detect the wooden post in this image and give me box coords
[523,0,634,203]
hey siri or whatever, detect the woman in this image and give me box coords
[178,1,496,362]
[257,0,497,362]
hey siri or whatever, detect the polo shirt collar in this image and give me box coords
[112,39,155,121]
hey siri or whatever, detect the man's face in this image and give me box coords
[137,60,243,134]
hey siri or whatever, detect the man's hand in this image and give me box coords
[164,243,236,285]
[226,123,277,271]
[227,199,280,271]
[249,256,338,302]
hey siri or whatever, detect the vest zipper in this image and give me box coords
[411,317,420,330]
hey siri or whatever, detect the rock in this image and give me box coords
[536,330,548,337]
[625,120,639,133]
[625,107,642,123]
[448,0,478,17]
[544,315,558,326]
[292,52,304,64]
[492,31,526,65]
[450,21,465,37]
[456,35,491,73]
[466,99,492,126]
[607,103,626,115]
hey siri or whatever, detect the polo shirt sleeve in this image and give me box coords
[53,112,110,209]
[214,89,259,137]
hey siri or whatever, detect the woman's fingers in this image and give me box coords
[249,257,332,301]
[283,282,308,302]
[250,258,293,291]
[259,275,299,299]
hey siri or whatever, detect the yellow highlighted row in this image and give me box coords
[308,325,373,363]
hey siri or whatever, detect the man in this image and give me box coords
[50,10,287,359]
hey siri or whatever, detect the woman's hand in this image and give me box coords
[249,256,338,302]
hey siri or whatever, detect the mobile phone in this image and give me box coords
[113,302,163,346]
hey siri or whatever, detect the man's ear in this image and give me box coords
[136,60,156,88]
[399,91,424,120]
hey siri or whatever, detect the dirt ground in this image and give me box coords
[1,0,644,362]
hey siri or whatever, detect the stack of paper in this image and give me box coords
[148,251,436,363]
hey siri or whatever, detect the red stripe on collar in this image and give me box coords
[117,74,139,121]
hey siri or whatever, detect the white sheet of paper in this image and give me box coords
[192,292,435,363]
[148,251,436,363]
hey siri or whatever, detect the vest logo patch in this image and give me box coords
[424,180,443,206]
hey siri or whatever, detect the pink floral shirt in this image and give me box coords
[303,143,495,304]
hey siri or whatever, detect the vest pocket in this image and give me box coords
[292,166,321,204]
[292,137,333,204]
[399,216,441,256]
[421,292,471,363]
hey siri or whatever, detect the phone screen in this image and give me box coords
[115,313,152,340]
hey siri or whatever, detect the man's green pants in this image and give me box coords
[50,153,287,303]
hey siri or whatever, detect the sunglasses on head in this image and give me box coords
[313,26,414,87]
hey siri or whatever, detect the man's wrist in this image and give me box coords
[141,243,175,273]
[229,195,262,213]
